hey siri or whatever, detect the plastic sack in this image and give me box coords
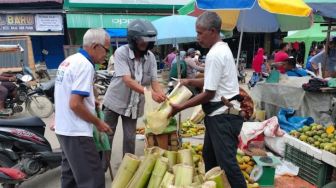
[93,110,111,151]
[264,136,286,157]
[277,108,314,133]
[144,84,192,135]
[275,160,299,176]
[144,87,169,135]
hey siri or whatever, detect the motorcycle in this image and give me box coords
[0,116,61,188]
[94,70,113,95]
[2,74,54,118]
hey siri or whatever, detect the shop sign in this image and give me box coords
[36,14,63,31]
[0,14,35,32]
[0,14,63,34]
[107,15,161,28]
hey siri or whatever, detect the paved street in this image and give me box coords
[1,71,251,188]
[16,110,193,188]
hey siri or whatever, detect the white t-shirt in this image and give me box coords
[204,41,240,116]
[54,51,95,137]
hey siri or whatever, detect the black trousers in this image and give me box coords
[203,114,247,188]
[57,135,105,188]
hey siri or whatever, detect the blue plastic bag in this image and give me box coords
[277,108,314,133]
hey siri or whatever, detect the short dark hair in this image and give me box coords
[287,56,296,68]
[196,11,222,33]
[280,42,288,50]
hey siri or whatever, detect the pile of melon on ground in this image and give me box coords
[111,144,260,188]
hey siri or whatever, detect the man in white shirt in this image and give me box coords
[169,11,246,188]
[55,28,112,188]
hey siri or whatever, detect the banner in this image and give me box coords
[0,14,35,32]
[36,14,63,31]
[0,14,63,34]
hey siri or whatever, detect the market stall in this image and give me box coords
[251,76,335,124]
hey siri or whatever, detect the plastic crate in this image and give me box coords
[285,144,333,188]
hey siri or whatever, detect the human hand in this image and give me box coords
[152,91,166,103]
[168,102,182,118]
[96,120,113,133]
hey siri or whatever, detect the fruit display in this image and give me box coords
[236,153,260,188]
[181,120,205,137]
[182,142,260,188]
[111,146,231,188]
[290,124,336,154]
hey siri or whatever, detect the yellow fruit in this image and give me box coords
[236,156,244,164]
[242,156,251,163]
[247,161,255,166]
[326,125,335,134]
[239,164,249,170]
[245,165,253,174]
[242,171,250,179]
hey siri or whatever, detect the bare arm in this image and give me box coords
[182,78,204,89]
[122,75,145,94]
[69,94,112,133]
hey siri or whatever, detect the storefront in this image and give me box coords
[66,14,163,48]
[0,13,65,69]
[64,0,189,56]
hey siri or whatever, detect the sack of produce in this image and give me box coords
[144,84,192,134]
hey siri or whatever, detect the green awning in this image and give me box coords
[64,0,187,10]
[284,23,336,64]
[66,14,163,28]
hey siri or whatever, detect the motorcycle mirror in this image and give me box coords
[21,75,33,82]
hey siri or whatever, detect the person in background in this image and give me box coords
[284,56,308,77]
[185,48,205,78]
[305,50,316,72]
[54,28,112,188]
[252,48,264,76]
[310,36,336,77]
[0,73,17,115]
[164,47,178,69]
[103,19,166,168]
[107,47,115,73]
[168,11,247,188]
[194,50,201,62]
[274,42,290,73]
[170,51,187,79]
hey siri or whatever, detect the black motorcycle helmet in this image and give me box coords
[127,19,157,53]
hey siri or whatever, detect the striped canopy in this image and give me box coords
[179,0,312,32]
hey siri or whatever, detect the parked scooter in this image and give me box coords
[0,116,61,188]
[94,70,113,95]
[2,74,54,118]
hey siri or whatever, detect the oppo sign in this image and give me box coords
[111,18,135,27]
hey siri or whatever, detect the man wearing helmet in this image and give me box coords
[103,19,166,166]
